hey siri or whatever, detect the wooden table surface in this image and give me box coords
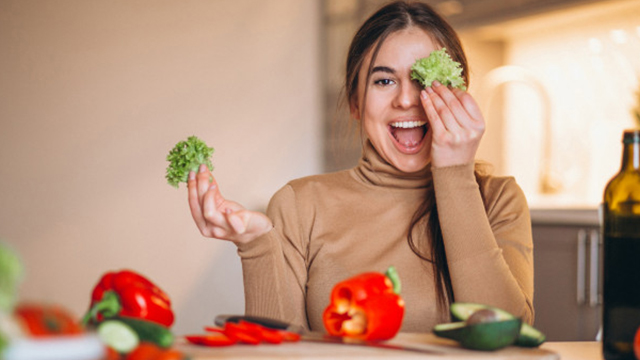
[175,333,604,359]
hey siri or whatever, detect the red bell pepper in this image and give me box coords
[15,303,84,337]
[322,266,404,341]
[82,269,174,327]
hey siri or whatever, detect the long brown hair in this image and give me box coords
[345,1,469,312]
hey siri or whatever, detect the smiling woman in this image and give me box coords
[188,0,534,334]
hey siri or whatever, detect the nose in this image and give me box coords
[393,80,421,109]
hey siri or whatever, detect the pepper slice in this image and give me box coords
[185,333,237,347]
[15,303,83,337]
[322,266,404,341]
[82,269,174,327]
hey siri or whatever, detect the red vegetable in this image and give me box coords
[189,321,300,347]
[322,266,404,341]
[15,303,83,337]
[125,342,186,360]
[185,333,237,347]
[82,269,174,327]
[223,321,261,345]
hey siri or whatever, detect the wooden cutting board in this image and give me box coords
[175,333,560,359]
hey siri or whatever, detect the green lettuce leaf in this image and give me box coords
[410,48,466,90]
[165,136,214,188]
[0,242,23,312]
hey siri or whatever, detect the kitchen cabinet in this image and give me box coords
[531,209,602,341]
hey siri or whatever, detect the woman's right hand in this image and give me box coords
[187,164,273,245]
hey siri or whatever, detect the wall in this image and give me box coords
[0,0,321,335]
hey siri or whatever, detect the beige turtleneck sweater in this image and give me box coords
[237,140,533,333]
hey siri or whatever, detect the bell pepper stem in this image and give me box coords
[385,266,401,295]
[81,290,121,326]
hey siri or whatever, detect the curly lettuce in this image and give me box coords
[410,48,466,90]
[0,242,23,312]
[165,136,214,188]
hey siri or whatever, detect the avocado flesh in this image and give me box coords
[434,319,522,351]
[433,321,466,342]
[450,303,546,347]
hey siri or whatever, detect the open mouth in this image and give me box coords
[389,120,428,152]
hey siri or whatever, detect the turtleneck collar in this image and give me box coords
[353,139,433,189]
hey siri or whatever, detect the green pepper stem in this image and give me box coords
[385,266,401,295]
[80,290,121,326]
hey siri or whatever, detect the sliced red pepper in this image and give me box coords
[322,266,404,341]
[185,333,237,347]
[126,342,163,360]
[202,321,301,346]
[279,330,301,342]
[255,327,285,344]
[83,269,174,327]
[237,320,285,344]
[15,303,84,337]
[224,322,261,345]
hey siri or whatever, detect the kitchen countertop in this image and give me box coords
[174,333,604,359]
[529,208,600,226]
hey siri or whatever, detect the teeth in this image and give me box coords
[390,121,426,129]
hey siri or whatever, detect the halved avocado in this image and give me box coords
[434,318,522,351]
[450,303,546,347]
[433,321,466,342]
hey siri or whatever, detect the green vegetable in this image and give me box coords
[0,242,23,312]
[410,48,466,90]
[97,317,174,353]
[450,302,546,347]
[97,320,140,353]
[111,316,174,348]
[165,136,214,188]
[434,318,522,351]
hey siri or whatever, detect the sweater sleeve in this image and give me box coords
[235,184,310,329]
[432,163,534,324]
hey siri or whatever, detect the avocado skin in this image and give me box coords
[450,303,546,347]
[460,318,522,351]
[433,321,466,342]
[434,318,522,351]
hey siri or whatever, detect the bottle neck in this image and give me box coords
[621,141,640,172]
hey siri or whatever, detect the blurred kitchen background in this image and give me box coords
[1,0,639,342]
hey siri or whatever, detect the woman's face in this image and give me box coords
[352,27,438,173]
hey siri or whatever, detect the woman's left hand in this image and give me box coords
[420,80,485,168]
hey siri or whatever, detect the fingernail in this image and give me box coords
[421,90,428,99]
[189,171,195,180]
[209,184,216,191]
[432,80,441,87]
[199,164,206,173]
[425,86,434,94]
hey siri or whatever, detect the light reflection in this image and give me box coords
[588,38,603,54]
[610,29,628,44]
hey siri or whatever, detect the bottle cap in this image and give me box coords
[623,129,640,144]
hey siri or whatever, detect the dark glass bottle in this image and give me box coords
[603,129,640,360]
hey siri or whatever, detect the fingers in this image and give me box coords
[421,82,485,133]
[188,170,210,235]
[202,184,229,233]
[421,82,486,168]
[451,87,483,124]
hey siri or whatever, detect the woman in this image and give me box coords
[188,1,533,333]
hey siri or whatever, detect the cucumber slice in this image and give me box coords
[110,317,174,349]
[449,303,546,347]
[97,320,140,353]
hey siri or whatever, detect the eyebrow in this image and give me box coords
[371,66,396,75]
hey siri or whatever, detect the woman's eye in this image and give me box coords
[373,78,394,86]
